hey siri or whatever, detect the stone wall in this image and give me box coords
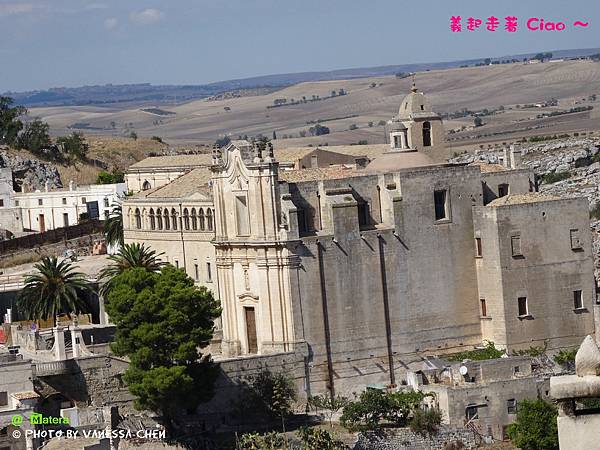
[353,427,478,450]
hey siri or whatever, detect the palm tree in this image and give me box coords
[104,202,123,247]
[98,242,165,296]
[17,256,92,322]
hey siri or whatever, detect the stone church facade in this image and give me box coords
[123,86,597,395]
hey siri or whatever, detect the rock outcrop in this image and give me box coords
[0,147,62,191]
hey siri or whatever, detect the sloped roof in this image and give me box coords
[141,168,213,199]
[279,166,366,182]
[364,150,437,173]
[487,193,560,207]
[129,154,213,170]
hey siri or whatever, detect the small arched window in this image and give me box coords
[206,208,213,231]
[142,180,151,191]
[156,208,163,230]
[199,208,206,231]
[422,121,432,147]
[163,209,170,230]
[183,208,190,230]
[171,208,178,231]
[191,208,197,230]
[134,208,141,229]
[149,208,156,230]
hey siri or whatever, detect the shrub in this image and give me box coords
[150,136,163,143]
[554,349,577,365]
[512,341,547,357]
[506,399,558,450]
[308,394,349,427]
[349,124,358,130]
[297,427,345,450]
[238,431,284,450]
[541,172,571,184]
[378,120,387,126]
[410,408,442,436]
[446,341,505,362]
[238,370,297,424]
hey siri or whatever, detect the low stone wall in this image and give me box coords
[0,232,104,269]
[353,427,478,450]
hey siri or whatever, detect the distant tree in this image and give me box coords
[56,133,88,160]
[299,130,307,138]
[308,124,330,136]
[331,90,337,97]
[349,124,358,130]
[18,118,51,154]
[474,117,484,127]
[338,89,346,96]
[368,121,374,127]
[272,130,277,140]
[370,82,377,88]
[0,96,26,146]
[105,266,221,432]
[378,120,387,126]
[507,399,558,450]
[17,256,92,322]
[129,131,138,140]
[110,121,116,129]
[214,136,231,147]
[150,135,163,143]
[223,106,231,112]
[484,58,492,65]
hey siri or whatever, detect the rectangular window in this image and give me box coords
[62,197,67,205]
[358,202,370,228]
[63,213,69,227]
[206,262,212,282]
[518,297,528,316]
[174,260,179,269]
[297,208,308,234]
[235,195,250,236]
[480,299,487,317]
[434,189,449,221]
[475,237,482,257]
[0,199,4,207]
[570,229,583,250]
[514,366,520,375]
[15,200,19,206]
[81,197,87,204]
[511,235,522,257]
[104,198,109,208]
[0,391,7,406]
[498,183,509,197]
[574,290,583,310]
[507,399,517,414]
[194,264,199,281]
[38,198,43,206]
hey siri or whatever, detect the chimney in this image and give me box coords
[69,180,74,191]
[509,145,522,169]
[502,147,510,168]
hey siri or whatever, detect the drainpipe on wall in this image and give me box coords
[378,234,395,387]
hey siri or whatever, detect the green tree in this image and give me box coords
[0,96,27,146]
[17,118,51,154]
[96,170,124,184]
[410,408,442,436]
[129,131,138,140]
[17,256,91,322]
[98,242,165,296]
[102,203,124,248]
[56,132,88,161]
[507,399,558,450]
[308,394,349,427]
[240,370,297,432]
[474,117,483,127]
[105,266,221,430]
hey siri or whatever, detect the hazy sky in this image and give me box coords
[1,0,598,91]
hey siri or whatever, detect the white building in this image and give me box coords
[16,181,126,232]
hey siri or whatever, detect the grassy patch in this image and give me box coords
[542,171,571,184]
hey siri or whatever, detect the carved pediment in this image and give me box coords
[237,291,259,302]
